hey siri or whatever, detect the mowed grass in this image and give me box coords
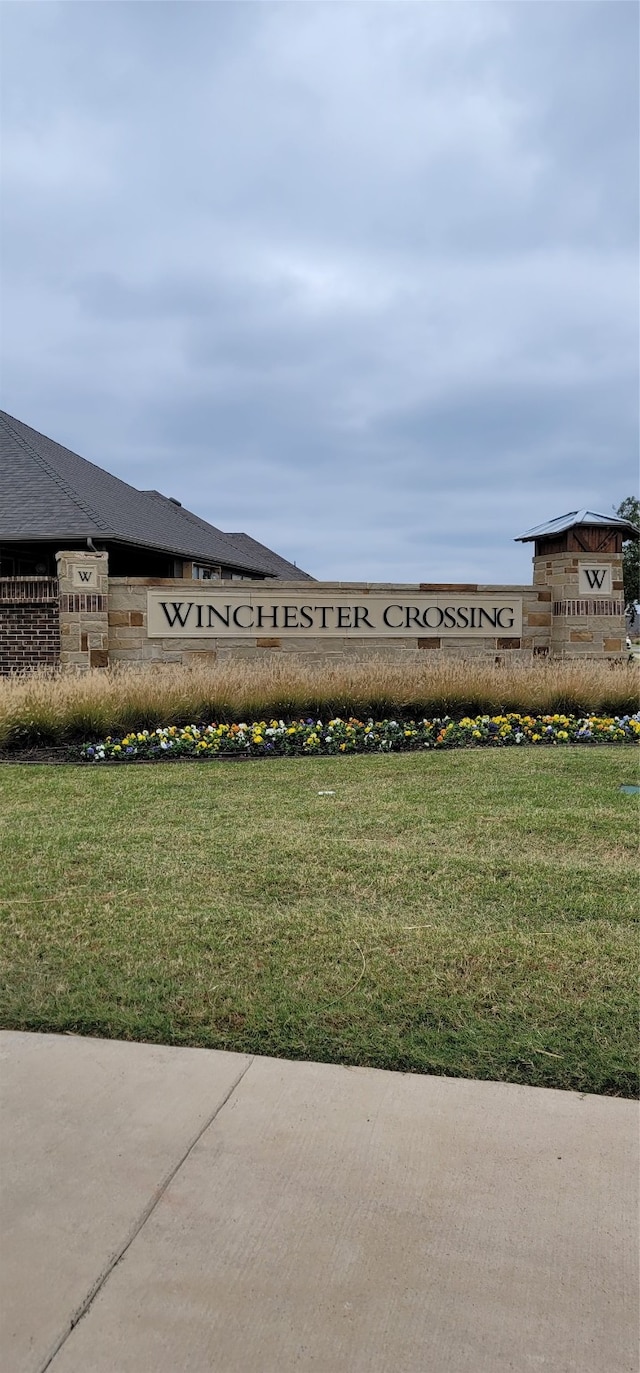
[0,749,637,1096]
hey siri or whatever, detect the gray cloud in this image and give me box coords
[1,1,637,582]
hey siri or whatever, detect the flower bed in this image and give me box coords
[81,712,640,760]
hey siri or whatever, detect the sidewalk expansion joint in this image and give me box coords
[38,1055,255,1373]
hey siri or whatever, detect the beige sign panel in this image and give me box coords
[147,590,523,639]
[71,564,98,589]
[577,565,612,596]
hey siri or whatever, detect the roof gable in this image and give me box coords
[0,411,312,577]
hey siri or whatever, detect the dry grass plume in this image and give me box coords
[0,657,637,747]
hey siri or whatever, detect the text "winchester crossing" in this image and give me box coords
[146,591,523,638]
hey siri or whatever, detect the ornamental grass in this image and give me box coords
[0,657,637,749]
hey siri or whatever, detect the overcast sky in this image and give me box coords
[1,2,637,581]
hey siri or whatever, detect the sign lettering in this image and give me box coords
[71,564,97,589]
[577,565,612,596]
[148,591,523,639]
[161,601,192,628]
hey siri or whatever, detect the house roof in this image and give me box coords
[515,510,639,542]
[0,410,313,578]
[224,533,308,580]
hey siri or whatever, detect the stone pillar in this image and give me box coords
[533,546,626,658]
[56,550,110,668]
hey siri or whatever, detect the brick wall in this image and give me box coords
[0,580,60,673]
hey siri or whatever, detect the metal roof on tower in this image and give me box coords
[515,510,639,543]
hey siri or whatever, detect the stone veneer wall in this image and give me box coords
[57,552,110,668]
[106,578,559,665]
[39,549,628,671]
[533,550,626,658]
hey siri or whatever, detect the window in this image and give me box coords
[193,564,221,580]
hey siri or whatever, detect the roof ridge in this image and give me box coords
[1,412,111,534]
[160,502,274,574]
[222,530,313,579]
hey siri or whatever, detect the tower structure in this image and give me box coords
[516,510,637,657]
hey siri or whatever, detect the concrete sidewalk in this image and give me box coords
[1,1033,637,1373]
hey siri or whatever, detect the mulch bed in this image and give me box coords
[0,747,81,765]
[0,741,633,766]
[0,747,254,765]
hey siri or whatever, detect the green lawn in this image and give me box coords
[0,749,637,1096]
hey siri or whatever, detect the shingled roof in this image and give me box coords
[0,410,313,578]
